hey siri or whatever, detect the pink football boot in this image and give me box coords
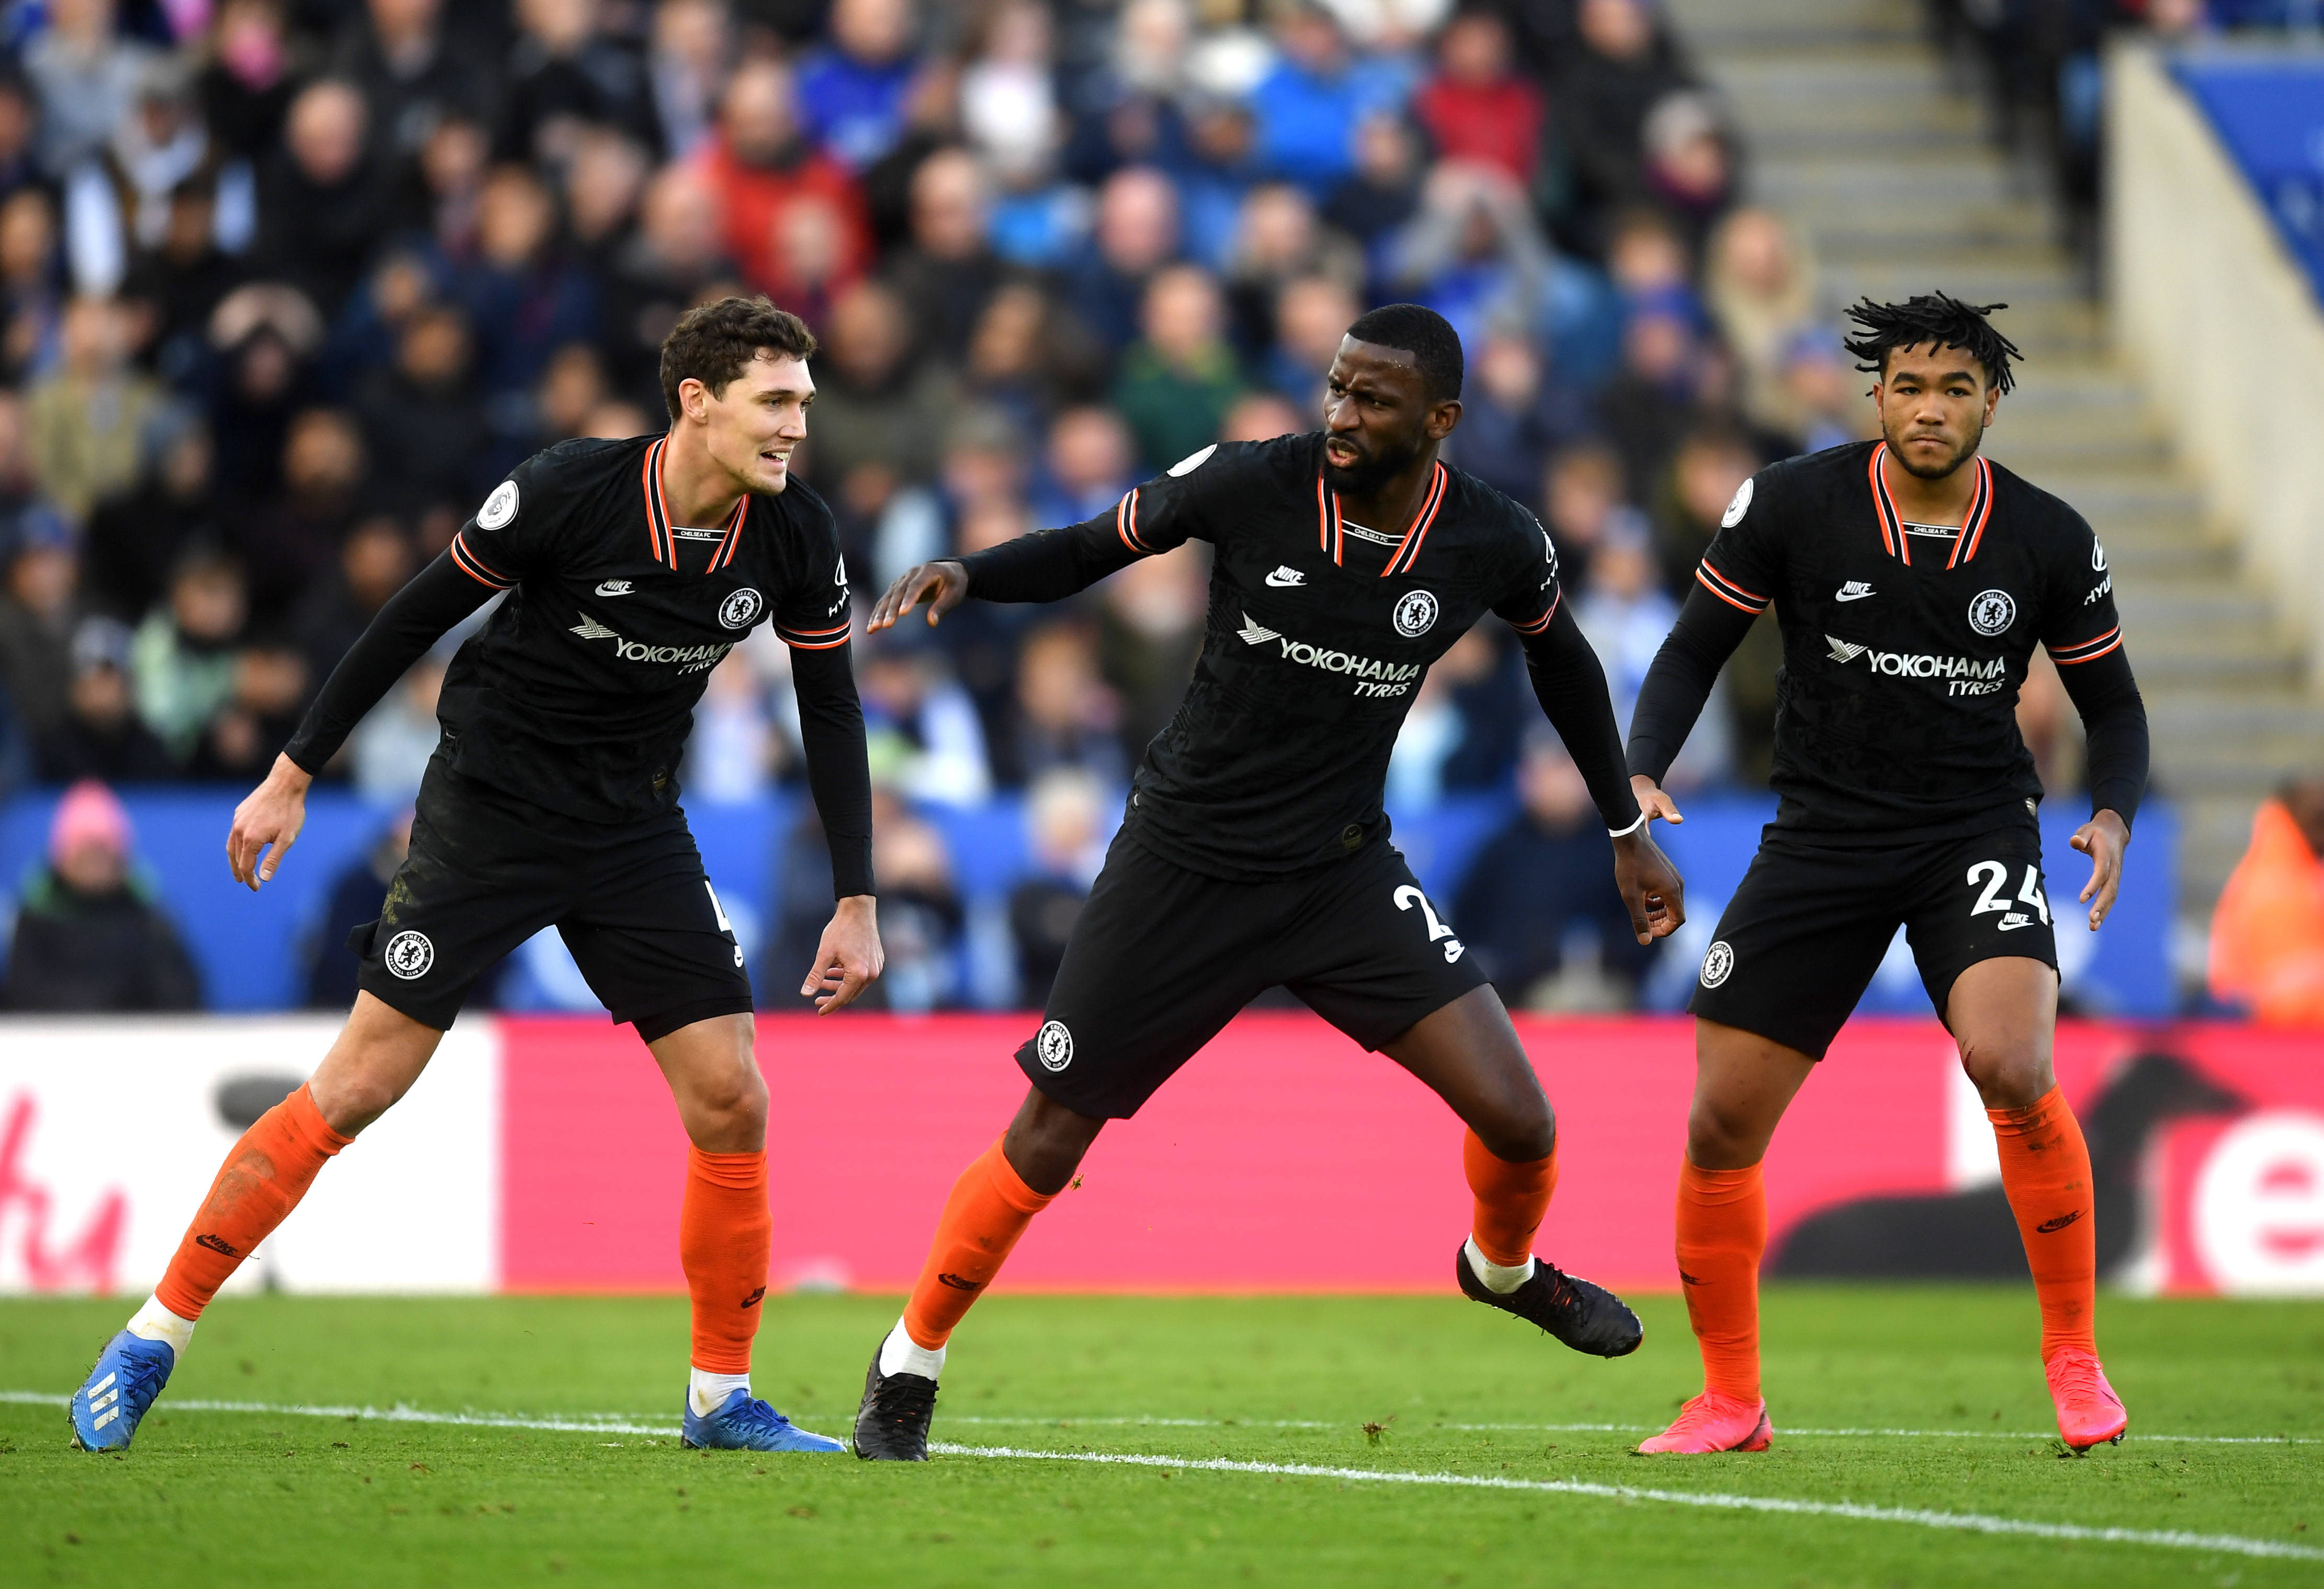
[1636,1390,1774,1454]
[2046,1348,2128,1450]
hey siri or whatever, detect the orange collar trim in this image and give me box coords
[1869,444,1992,568]
[1317,460,1448,576]
[642,435,750,573]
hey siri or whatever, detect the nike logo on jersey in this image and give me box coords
[595,580,634,597]
[1997,912,2034,931]
[1265,566,1306,587]
[1835,581,1875,601]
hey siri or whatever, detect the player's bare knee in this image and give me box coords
[1685,1096,1765,1170]
[695,1064,768,1138]
[1478,1095,1555,1163]
[1960,1038,2045,1111]
[312,1082,388,1138]
[1004,1091,1102,1195]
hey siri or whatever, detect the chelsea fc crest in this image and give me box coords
[1967,589,2016,637]
[719,587,765,629]
[384,930,434,980]
[1035,1020,1074,1072]
[1392,589,1439,639]
[1699,940,1735,989]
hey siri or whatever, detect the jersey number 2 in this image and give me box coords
[1395,885,1467,964]
[706,881,745,967]
[1966,861,2049,926]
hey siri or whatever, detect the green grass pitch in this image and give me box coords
[3,1288,2320,1586]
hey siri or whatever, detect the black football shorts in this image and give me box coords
[1688,819,2059,1060]
[1014,831,1491,1118]
[350,754,752,1040]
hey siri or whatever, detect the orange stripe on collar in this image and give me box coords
[1869,444,1907,564]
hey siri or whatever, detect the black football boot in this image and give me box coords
[853,1343,938,1460]
[1455,1243,1644,1358]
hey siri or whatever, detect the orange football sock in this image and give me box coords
[1464,1130,1558,1268]
[1989,1085,2096,1364]
[901,1139,1056,1349]
[682,1148,772,1374]
[154,1083,350,1320]
[1674,1158,1766,1403]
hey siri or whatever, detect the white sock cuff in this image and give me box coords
[126,1294,196,1358]
[1464,1236,1536,1295]
[878,1318,946,1381]
[688,1367,752,1416]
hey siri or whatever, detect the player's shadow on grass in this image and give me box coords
[1767,1053,2244,1280]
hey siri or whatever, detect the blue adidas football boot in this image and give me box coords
[70,1331,176,1451]
[680,1388,846,1453]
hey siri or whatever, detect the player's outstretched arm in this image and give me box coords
[1516,602,1685,943]
[226,754,312,890]
[801,894,883,1013]
[874,512,1158,633]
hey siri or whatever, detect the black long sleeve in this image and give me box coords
[959,518,1143,603]
[1626,582,1758,784]
[2053,645,2147,829]
[1518,599,1645,832]
[789,640,875,898]
[283,550,497,775]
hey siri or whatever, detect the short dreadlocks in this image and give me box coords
[1842,292,2023,395]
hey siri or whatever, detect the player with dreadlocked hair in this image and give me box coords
[1620,291,2150,1455]
[1842,290,2025,397]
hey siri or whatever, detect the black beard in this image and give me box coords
[1322,435,1424,498]
[1886,425,1982,480]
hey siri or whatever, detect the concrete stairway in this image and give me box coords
[1664,0,2324,956]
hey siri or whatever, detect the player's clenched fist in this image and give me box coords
[1612,829,1686,945]
[802,893,885,1013]
[226,752,313,891]
[870,559,969,631]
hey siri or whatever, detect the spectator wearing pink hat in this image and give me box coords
[0,778,200,1010]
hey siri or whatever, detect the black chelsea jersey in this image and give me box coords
[1696,439,2126,842]
[1065,434,1565,880]
[436,435,852,822]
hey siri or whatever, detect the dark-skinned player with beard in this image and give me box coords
[849,304,1686,1462]
[1625,294,2149,1456]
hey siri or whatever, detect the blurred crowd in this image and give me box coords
[0,0,2121,1016]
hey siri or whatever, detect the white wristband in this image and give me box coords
[1608,812,1648,839]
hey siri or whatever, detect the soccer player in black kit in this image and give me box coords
[70,299,881,1457]
[1624,295,2149,1456]
[850,305,1687,1462]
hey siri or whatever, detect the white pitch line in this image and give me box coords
[928,1442,2324,1563]
[8,1391,2312,1448]
[0,1390,672,1438]
[935,1415,2320,1447]
[5,1390,2318,1563]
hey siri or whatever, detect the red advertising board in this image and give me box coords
[503,1013,2302,1295]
